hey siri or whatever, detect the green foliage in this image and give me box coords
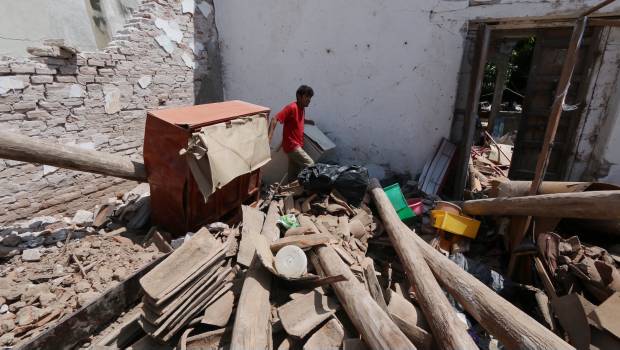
[480,36,536,103]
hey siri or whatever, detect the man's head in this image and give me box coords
[296,85,314,108]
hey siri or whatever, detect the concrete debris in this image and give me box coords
[21,249,41,262]
[71,210,94,226]
[0,188,163,348]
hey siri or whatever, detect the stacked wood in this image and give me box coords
[138,227,237,342]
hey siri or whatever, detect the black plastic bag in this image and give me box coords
[298,163,369,206]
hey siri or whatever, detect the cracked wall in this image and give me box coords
[213,0,620,180]
[0,0,217,223]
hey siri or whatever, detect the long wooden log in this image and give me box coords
[490,180,592,198]
[369,179,477,350]
[368,179,574,349]
[463,190,620,219]
[0,131,147,181]
[314,244,415,350]
[230,202,280,350]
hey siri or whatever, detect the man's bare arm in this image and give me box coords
[268,117,278,142]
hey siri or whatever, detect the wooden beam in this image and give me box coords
[369,179,574,349]
[589,18,620,26]
[581,0,617,17]
[463,191,620,220]
[454,24,491,199]
[487,50,511,135]
[0,131,147,181]
[369,179,477,350]
[463,190,620,219]
[230,201,280,350]
[314,244,415,350]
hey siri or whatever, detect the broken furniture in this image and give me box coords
[0,100,271,235]
[144,100,271,233]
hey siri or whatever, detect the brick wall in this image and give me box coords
[0,0,215,223]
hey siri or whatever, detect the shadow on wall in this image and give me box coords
[87,0,140,49]
[193,0,224,103]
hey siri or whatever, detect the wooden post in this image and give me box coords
[369,179,477,350]
[368,180,574,349]
[454,24,491,199]
[508,17,588,276]
[314,244,416,350]
[487,47,511,135]
[0,131,147,181]
[230,202,280,350]
[462,190,620,219]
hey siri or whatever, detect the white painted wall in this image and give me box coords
[214,0,620,178]
[0,0,137,57]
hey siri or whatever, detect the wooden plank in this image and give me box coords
[463,190,620,219]
[361,258,388,313]
[332,244,356,265]
[0,131,147,181]
[144,260,225,320]
[140,228,222,301]
[230,201,280,350]
[201,290,235,327]
[20,255,165,350]
[153,268,234,339]
[386,290,433,350]
[369,179,477,350]
[487,49,510,134]
[270,233,330,253]
[237,205,266,267]
[278,289,339,338]
[303,318,345,350]
[588,292,620,339]
[315,244,415,350]
[454,23,491,199]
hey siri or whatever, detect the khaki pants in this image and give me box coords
[286,147,314,182]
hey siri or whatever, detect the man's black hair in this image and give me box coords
[296,85,314,98]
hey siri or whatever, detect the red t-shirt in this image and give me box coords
[276,101,305,153]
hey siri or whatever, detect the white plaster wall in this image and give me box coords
[214,0,620,177]
[0,0,137,57]
[0,0,97,56]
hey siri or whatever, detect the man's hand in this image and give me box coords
[304,119,315,125]
[268,117,278,142]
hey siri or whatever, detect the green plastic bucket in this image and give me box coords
[384,183,415,221]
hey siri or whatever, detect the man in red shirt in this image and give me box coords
[268,85,315,182]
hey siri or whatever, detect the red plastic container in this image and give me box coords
[407,198,424,216]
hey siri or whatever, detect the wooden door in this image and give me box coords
[509,27,600,181]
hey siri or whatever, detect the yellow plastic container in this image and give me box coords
[430,210,480,239]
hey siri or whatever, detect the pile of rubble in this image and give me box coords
[135,181,419,349]
[0,184,156,347]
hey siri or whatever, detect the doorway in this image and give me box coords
[477,26,602,181]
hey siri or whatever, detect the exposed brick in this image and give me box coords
[13,101,37,111]
[88,59,106,67]
[0,0,200,222]
[10,63,36,74]
[30,75,54,84]
[78,66,98,75]
[56,75,77,83]
[25,110,50,120]
[35,66,57,75]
